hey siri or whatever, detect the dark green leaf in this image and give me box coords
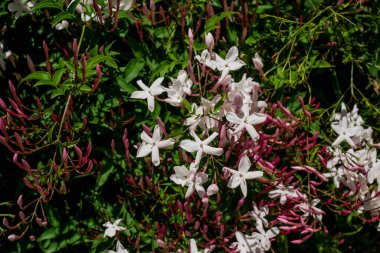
[21,71,51,84]
[204,11,236,33]
[51,12,76,27]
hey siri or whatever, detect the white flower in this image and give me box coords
[0,42,12,71]
[170,163,196,187]
[230,231,254,253]
[185,170,208,198]
[136,125,174,166]
[268,184,305,205]
[190,239,211,253]
[298,199,325,222]
[367,148,380,185]
[180,131,223,167]
[226,104,266,141]
[194,50,214,69]
[106,240,129,253]
[103,219,126,238]
[8,0,34,18]
[130,77,165,112]
[211,46,246,81]
[55,20,69,30]
[250,201,269,229]
[164,70,192,107]
[224,155,263,198]
[331,116,362,148]
[251,226,280,251]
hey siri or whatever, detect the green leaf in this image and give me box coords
[204,11,236,33]
[52,69,66,86]
[67,0,80,13]
[150,60,169,82]
[305,0,322,11]
[21,71,51,84]
[32,0,63,11]
[116,76,137,93]
[182,98,191,112]
[86,55,112,71]
[125,59,145,83]
[256,5,273,14]
[34,80,55,87]
[79,85,91,92]
[314,61,334,68]
[50,89,65,99]
[51,12,76,27]
[96,166,114,189]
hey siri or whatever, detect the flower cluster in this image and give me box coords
[324,103,380,229]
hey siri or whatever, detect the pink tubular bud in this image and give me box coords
[205,33,214,51]
[26,55,36,72]
[73,145,83,164]
[42,40,51,73]
[142,124,153,136]
[92,64,102,92]
[150,0,155,24]
[17,195,23,209]
[8,234,18,241]
[156,117,168,136]
[19,211,25,221]
[29,235,36,241]
[0,98,6,110]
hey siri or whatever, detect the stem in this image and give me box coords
[78,26,86,53]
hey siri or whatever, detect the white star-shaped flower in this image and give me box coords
[136,125,174,166]
[331,116,362,148]
[226,104,266,141]
[224,155,263,198]
[130,77,165,112]
[8,0,34,19]
[212,46,245,81]
[103,219,126,238]
[250,201,269,229]
[251,226,280,251]
[106,240,129,253]
[180,131,223,167]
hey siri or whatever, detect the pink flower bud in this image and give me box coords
[205,32,214,51]
[252,53,264,71]
[207,184,219,196]
[8,234,18,241]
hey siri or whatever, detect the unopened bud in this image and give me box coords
[205,33,214,51]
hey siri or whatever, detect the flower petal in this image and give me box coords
[136,143,152,157]
[238,155,251,173]
[152,125,162,142]
[151,146,160,166]
[157,138,175,148]
[203,145,223,156]
[130,90,148,99]
[136,80,149,91]
[245,124,259,140]
[239,179,248,197]
[245,171,263,180]
[226,46,238,62]
[226,112,243,125]
[228,174,241,189]
[180,140,199,152]
[147,95,155,112]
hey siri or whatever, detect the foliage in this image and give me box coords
[0,0,379,252]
